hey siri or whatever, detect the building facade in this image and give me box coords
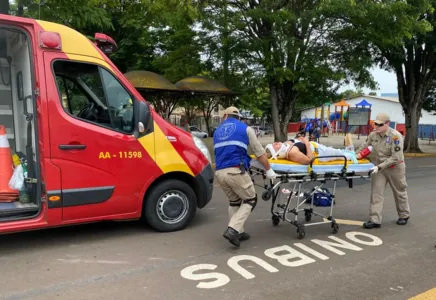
[299,95,436,125]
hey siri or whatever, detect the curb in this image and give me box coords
[404,153,436,157]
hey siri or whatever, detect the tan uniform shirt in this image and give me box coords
[356,127,404,170]
[246,127,265,157]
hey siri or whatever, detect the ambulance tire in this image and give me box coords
[144,179,197,232]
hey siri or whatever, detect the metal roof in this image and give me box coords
[175,76,237,95]
[124,70,180,92]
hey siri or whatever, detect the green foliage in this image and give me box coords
[324,0,436,152]
[424,84,436,112]
[339,89,365,100]
[11,0,113,32]
[14,0,436,147]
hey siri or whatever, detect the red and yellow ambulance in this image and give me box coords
[0,14,214,234]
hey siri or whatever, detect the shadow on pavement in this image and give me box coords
[0,209,212,256]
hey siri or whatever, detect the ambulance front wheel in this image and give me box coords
[144,179,197,232]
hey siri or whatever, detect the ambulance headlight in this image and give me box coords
[193,136,212,164]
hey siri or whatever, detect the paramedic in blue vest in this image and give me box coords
[214,106,277,248]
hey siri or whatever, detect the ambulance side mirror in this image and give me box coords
[134,100,152,137]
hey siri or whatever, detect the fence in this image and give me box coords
[419,124,436,143]
[168,114,271,136]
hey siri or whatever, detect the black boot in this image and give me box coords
[223,227,240,247]
[363,220,381,229]
[397,217,409,225]
[239,232,250,241]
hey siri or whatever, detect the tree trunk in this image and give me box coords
[403,100,422,153]
[269,81,295,142]
[396,63,425,153]
[0,0,8,15]
[18,0,24,16]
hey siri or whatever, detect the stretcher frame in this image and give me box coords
[249,155,373,239]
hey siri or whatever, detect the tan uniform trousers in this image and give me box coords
[370,162,410,224]
[215,167,256,233]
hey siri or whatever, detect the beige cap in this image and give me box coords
[224,106,242,117]
[375,112,390,124]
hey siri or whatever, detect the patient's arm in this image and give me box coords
[247,127,272,171]
[286,147,311,165]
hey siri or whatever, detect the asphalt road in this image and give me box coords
[1,158,436,300]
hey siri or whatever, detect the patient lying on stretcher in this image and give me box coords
[265,136,359,165]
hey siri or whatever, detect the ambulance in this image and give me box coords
[0,14,214,234]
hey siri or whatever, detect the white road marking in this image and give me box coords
[294,243,329,260]
[265,245,316,267]
[311,236,363,255]
[57,259,129,265]
[180,264,230,289]
[227,255,279,279]
[345,231,383,246]
[148,257,170,261]
[180,231,383,289]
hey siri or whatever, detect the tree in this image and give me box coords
[13,0,113,32]
[339,89,364,99]
[179,97,200,127]
[196,95,220,135]
[423,83,436,113]
[325,0,435,152]
[198,0,375,141]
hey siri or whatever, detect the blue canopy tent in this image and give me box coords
[355,99,372,107]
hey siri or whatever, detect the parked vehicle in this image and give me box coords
[189,126,208,139]
[0,14,214,234]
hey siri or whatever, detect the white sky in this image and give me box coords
[338,67,398,96]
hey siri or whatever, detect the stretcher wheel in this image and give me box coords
[332,222,339,234]
[297,227,305,239]
[262,190,272,201]
[272,215,280,226]
[305,212,312,222]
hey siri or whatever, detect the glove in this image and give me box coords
[266,168,277,179]
[370,166,379,174]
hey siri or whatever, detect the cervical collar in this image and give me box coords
[265,143,291,160]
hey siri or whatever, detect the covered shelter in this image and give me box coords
[175,76,237,95]
[124,70,182,121]
[175,76,240,134]
[355,99,372,107]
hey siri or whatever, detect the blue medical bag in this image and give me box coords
[312,188,334,207]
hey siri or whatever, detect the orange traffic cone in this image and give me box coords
[0,125,18,202]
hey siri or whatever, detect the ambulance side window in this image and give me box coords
[53,60,134,134]
[99,68,134,133]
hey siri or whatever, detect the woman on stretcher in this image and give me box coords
[265,136,365,165]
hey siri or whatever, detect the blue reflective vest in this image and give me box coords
[213,118,251,171]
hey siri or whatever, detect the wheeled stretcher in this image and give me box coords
[249,155,374,239]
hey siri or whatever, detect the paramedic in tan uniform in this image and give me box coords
[355,112,410,229]
[214,106,276,247]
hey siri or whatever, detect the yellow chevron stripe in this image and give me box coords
[36,20,114,72]
[138,121,193,176]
